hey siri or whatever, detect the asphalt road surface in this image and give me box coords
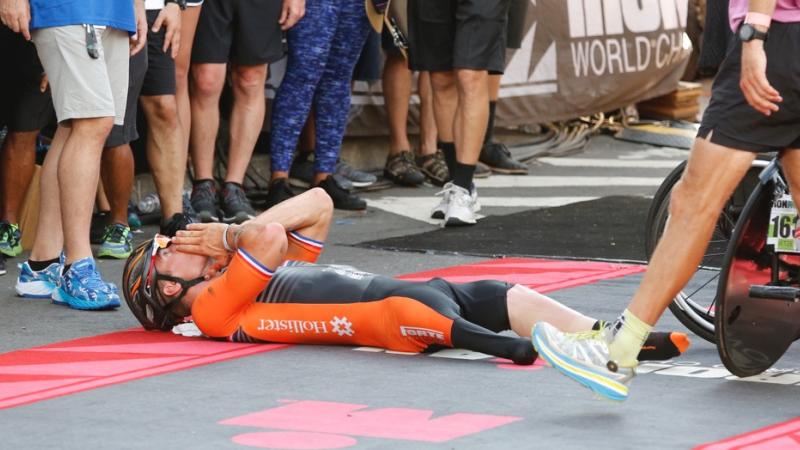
[2,137,798,450]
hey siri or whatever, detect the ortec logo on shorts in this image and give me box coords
[400,326,445,342]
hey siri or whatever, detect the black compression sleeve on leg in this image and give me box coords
[451,318,536,365]
[439,141,457,175]
[484,101,497,145]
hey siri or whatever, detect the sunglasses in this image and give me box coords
[142,234,205,317]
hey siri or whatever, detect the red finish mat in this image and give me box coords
[0,258,644,410]
[398,257,645,293]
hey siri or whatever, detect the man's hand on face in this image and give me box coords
[130,0,147,55]
[173,222,232,261]
[279,0,304,30]
[0,0,31,40]
[740,38,782,116]
[152,2,181,58]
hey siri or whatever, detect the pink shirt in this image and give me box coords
[729,0,800,30]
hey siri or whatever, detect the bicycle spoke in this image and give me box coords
[685,271,721,303]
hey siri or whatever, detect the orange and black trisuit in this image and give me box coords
[192,237,536,364]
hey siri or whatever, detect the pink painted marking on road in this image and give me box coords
[232,432,358,449]
[492,358,548,371]
[220,400,521,443]
[0,329,288,410]
[695,418,800,449]
[398,257,645,293]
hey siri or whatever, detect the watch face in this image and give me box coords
[739,24,755,41]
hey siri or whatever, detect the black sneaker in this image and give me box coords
[474,161,492,179]
[0,254,6,276]
[160,213,196,237]
[317,176,366,211]
[479,142,528,174]
[191,179,220,223]
[384,151,425,186]
[289,151,314,188]
[221,182,256,224]
[264,178,296,209]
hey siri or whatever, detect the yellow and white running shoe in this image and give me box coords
[532,322,635,402]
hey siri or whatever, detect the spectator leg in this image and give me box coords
[0,131,37,224]
[59,117,114,264]
[429,71,458,143]
[311,2,372,184]
[100,144,134,226]
[29,125,69,261]
[453,68,488,165]
[189,63,226,181]
[269,0,337,180]
[417,72,438,157]
[382,53,412,155]
[299,112,316,154]
[175,5,203,153]
[226,64,268,184]
[141,95,186,218]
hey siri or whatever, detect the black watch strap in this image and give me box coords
[739,23,768,42]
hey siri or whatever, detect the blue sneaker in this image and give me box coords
[15,260,62,298]
[52,257,120,310]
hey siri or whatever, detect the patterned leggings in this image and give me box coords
[269,0,371,175]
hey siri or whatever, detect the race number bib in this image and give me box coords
[767,194,800,253]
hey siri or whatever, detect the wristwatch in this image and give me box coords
[166,0,187,10]
[738,23,768,42]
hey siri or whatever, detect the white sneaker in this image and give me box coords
[443,183,478,227]
[431,182,479,219]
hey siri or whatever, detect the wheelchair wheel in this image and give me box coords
[645,160,766,343]
[716,161,800,377]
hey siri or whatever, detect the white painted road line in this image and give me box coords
[474,176,664,188]
[366,196,599,225]
[537,157,683,169]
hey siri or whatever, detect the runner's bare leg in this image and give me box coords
[627,137,757,325]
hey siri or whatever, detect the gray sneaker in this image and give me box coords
[336,160,377,187]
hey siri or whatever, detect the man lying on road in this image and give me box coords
[122,189,689,364]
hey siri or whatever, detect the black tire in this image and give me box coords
[715,161,800,377]
[645,159,766,343]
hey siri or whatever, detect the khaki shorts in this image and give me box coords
[32,25,129,125]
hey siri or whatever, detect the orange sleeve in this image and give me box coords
[285,231,324,263]
[191,249,274,338]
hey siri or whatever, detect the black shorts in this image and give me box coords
[407,0,510,74]
[698,22,800,153]
[361,276,513,332]
[0,25,54,132]
[141,9,177,97]
[353,30,382,82]
[505,0,528,50]
[192,0,284,65]
[105,47,148,148]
